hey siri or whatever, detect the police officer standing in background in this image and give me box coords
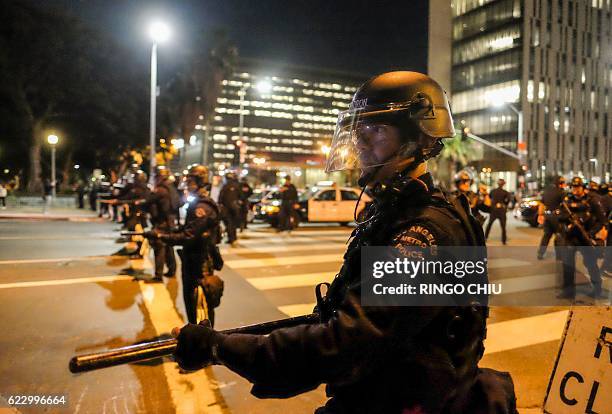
[278,175,298,232]
[171,72,517,413]
[556,177,607,299]
[537,176,566,259]
[239,177,253,232]
[219,172,241,246]
[146,165,223,325]
[485,178,510,244]
[453,170,489,226]
[146,166,180,283]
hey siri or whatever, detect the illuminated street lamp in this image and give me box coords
[148,21,170,185]
[47,134,59,198]
[237,80,273,165]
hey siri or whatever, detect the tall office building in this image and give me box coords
[451,0,611,184]
[180,59,364,186]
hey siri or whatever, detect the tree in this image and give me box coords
[159,29,237,165]
[436,132,475,188]
[0,1,147,192]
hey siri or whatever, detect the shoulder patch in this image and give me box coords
[195,207,206,218]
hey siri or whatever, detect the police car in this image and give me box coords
[254,182,371,227]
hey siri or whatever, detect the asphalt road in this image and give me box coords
[0,216,596,413]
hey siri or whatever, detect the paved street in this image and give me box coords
[0,216,588,413]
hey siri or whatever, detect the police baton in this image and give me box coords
[69,313,319,373]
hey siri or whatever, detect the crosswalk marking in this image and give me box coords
[228,235,349,246]
[484,310,569,354]
[0,275,133,289]
[277,302,568,355]
[242,229,352,238]
[0,255,112,265]
[487,258,531,269]
[278,303,317,317]
[246,272,334,290]
[225,254,341,269]
[220,242,345,255]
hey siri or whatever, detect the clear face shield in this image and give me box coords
[324,93,455,174]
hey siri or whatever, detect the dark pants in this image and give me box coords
[240,203,249,231]
[537,217,556,257]
[485,210,507,243]
[152,239,176,277]
[0,197,5,207]
[279,203,295,231]
[558,245,602,296]
[179,250,215,325]
[222,207,239,243]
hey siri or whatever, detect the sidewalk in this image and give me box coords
[0,205,102,221]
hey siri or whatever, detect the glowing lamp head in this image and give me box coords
[149,21,170,43]
[47,134,59,145]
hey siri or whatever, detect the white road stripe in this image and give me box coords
[278,303,569,354]
[220,243,345,255]
[231,235,349,245]
[242,229,352,238]
[494,273,558,293]
[487,258,531,269]
[0,275,133,289]
[483,310,569,354]
[278,303,317,317]
[136,280,224,414]
[0,255,112,265]
[226,254,341,269]
[247,272,334,290]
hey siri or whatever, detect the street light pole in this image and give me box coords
[506,103,524,166]
[51,146,56,198]
[149,42,157,185]
[148,21,170,185]
[47,134,59,199]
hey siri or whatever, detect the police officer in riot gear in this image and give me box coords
[485,178,510,244]
[146,165,224,324]
[537,175,566,259]
[556,177,607,299]
[171,72,516,413]
[219,172,241,246]
[146,166,180,282]
[453,169,489,225]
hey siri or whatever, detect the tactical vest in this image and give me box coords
[318,176,490,412]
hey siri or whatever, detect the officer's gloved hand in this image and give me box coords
[172,320,216,371]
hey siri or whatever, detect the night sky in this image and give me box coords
[42,0,429,78]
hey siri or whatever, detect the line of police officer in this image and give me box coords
[537,175,610,299]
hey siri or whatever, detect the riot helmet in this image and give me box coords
[570,177,585,188]
[187,164,209,188]
[133,170,147,185]
[454,170,473,185]
[325,71,455,176]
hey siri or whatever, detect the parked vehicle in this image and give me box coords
[514,196,542,227]
[254,184,370,227]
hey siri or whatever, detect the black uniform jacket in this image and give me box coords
[210,173,504,413]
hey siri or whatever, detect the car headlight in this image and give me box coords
[528,200,539,207]
[263,205,280,214]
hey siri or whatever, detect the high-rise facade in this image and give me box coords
[451,0,611,183]
[180,60,364,185]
